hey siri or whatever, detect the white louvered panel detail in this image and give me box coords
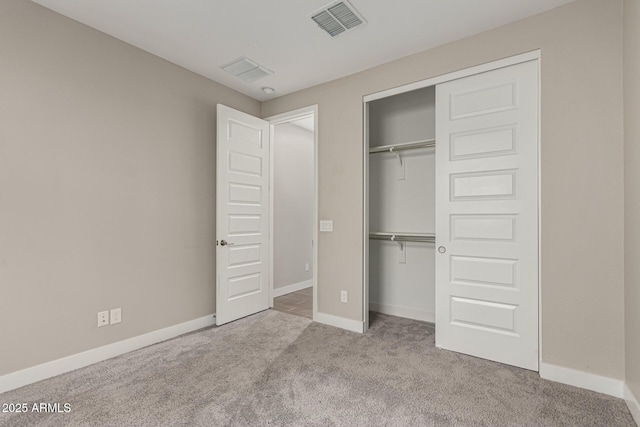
[310,1,366,37]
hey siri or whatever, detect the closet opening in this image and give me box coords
[268,107,318,321]
[365,86,437,328]
[363,53,540,371]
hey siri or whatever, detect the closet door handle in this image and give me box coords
[438,246,446,254]
[220,240,235,246]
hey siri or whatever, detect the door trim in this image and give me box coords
[536,55,543,370]
[266,105,319,321]
[363,50,541,103]
[362,50,541,365]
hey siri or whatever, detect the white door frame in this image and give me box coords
[362,50,542,367]
[265,105,319,321]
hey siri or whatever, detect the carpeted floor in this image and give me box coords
[0,310,635,426]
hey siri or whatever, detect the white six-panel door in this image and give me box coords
[216,104,270,326]
[435,61,539,370]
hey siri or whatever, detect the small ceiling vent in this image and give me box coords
[310,1,366,38]
[221,56,273,83]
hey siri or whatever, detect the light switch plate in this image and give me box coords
[110,308,122,325]
[319,220,333,232]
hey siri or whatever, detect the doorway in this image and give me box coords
[267,107,318,320]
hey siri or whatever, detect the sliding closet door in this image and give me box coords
[435,60,539,370]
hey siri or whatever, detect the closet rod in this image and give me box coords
[369,232,435,243]
[369,138,436,154]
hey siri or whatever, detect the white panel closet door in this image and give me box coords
[435,60,539,370]
[216,104,270,326]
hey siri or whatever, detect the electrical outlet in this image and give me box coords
[110,308,122,325]
[340,290,348,303]
[305,263,310,272]
[97,311,109,327]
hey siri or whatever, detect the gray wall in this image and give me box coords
[273,123,314,290]
[624,0,640,402]
[0,0,260,376]
[263,0,626,380]
[1,0,632,388]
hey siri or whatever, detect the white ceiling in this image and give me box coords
[32,0,575,102]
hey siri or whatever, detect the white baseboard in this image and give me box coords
[624,382,640,425]
[369,302,435,323]
[272,280,312,298]
[314,311,364,333]
[539,362,624,398]
[0,314,216,394]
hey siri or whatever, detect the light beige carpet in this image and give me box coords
[0,310,635,426]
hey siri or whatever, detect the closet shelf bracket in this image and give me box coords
[389,147,405,180]
[396,240,406,263]
[389,147,403,167]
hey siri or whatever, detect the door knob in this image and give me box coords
[438,246,446,254]
[220,240,234,246]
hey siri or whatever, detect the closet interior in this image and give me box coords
[367,85,436,323]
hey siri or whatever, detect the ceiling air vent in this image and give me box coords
[310,1,366,38]
[221,56,273,83]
